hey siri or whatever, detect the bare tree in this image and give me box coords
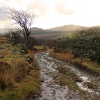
[1,7,34,49]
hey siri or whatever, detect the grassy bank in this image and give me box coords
[0,36,40,100]
[50,49,100,76]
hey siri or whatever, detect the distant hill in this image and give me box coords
[30,27,70,39]
[48,25,84,31]
[30,25,85,39]
[1,25,100,39]
[31,27,67,35]
[31,27,44,34]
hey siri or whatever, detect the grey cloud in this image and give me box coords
[56,0,74,15]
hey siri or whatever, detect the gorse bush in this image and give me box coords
[72,36,100,61]
[55,28,100,63]
[55,37,73,53]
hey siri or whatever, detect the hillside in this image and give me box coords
[1,25,100,39]
[48,25,84,31]
[31,27,45,35]
[30,25,85,39]
[30,27,70,39]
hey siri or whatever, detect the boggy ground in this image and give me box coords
[0,36,41,100]
[49,50,100,100]
[35,52,100,100]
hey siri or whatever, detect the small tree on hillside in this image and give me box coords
[2,7,34,49]
[7,28,21,45]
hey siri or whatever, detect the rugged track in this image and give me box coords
[35,52,100,100]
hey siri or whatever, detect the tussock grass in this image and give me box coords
[14,62,30,82]
[0,62,15,90]
[0,39,40,99]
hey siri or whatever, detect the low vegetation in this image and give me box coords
[51,28,100,76]
[0,36,40,99]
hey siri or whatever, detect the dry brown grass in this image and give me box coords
[50,50,100,76]
[33,45,47,51]
[0,62,16,90]
[28,50,34,60]
[0,37,40,99]
[0,36,9,44]
[0,44,27,67]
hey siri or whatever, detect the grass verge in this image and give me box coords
[50,49,100,76]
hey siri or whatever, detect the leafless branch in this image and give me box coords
[1,7,34,48]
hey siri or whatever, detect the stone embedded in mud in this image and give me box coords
[76,78,83,82]
[0,54,4,58]
[24,54,33,63]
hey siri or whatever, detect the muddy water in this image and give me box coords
[35,52,100,100]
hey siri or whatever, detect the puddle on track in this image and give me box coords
[35,52,100,100]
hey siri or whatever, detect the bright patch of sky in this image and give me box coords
[0,0,100,29]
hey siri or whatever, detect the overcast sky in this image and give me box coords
[0,0,100,29]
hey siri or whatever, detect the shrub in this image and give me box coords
[55,29,100,63]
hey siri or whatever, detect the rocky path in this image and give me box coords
[35,52,100,100]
